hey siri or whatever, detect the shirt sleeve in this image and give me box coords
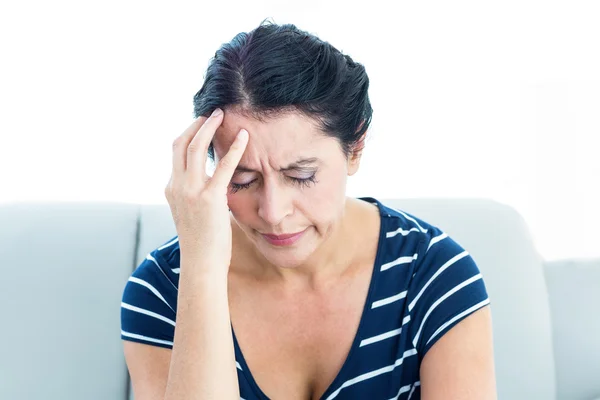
[406,226,491,359]
[120,250,178,350]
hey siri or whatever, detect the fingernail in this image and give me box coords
[211,108,223,117]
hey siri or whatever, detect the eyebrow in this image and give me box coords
[235,157,319,173]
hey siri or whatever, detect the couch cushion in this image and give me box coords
[545,258,600,400]
[0,202,137,400]
[136,204,178,267]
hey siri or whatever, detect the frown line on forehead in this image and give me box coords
[235,157,319,173]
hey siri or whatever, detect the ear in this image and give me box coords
[347,128,367,177]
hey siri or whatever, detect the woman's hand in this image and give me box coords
[164,108,248,273]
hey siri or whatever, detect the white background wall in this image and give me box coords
[1,0,598,261]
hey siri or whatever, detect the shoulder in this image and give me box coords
[370,197,452,270]
[123,235,182,312]
[373,197,478,274]
[132,235,182,288]
[120,235,183,349]
[374,198,446,247]
[371,198,491,357]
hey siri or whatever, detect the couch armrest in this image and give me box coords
[544,258,600,400]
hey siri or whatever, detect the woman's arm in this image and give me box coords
[420,305,497,399]
[159,109,248,399]
[123,343,172,400]
[163,263,239,400]
[123,265,238,400]
[123,111,248,399]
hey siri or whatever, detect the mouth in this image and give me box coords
[260,228,307,246]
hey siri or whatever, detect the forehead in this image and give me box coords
[213,109,333,159]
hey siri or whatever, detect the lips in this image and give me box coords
[262,232,304,240]
[260,228,307,246]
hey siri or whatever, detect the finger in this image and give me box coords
[172,116,207,179]
[209,129,249,191]
[187,108,225,178]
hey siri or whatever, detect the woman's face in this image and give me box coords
[212,109,362,270]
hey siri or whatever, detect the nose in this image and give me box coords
[257,181,293,227]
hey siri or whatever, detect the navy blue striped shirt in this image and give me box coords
[121,197,490,399]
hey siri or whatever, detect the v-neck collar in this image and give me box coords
[231,197,388,400]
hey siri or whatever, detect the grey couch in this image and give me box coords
[1,199,598,400]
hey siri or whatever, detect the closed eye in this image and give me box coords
[287,174,317,188]
[229,179,256,193]
[229,174,318,193]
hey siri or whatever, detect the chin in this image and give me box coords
[260,250,312,269]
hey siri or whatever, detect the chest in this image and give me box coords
[227,267,373,400]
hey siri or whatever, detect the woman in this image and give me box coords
[121,20,497,399]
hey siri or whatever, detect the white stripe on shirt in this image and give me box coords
[387,380,421,400]
[372,290,407,309]
[412,273,483,347]
[129,276,174,312]
[390,208,428,233]
[121,330,174,346]
[121,302,176,327]
[325,348,418,400]
[425,298,490,346]
[386,227,421,238]
[408,250,469,312]
[426,233,448,253]
[407,381,421,400]
[158,237,179,250]
[146,253,179,291]
[360,327,402,347]
[381,254,418,272]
